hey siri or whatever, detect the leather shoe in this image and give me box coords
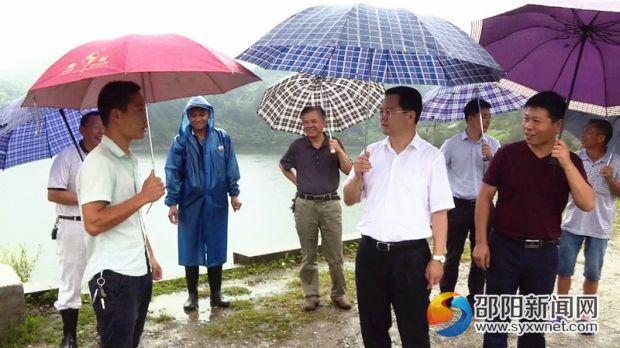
[302,296,320,311]
[332,295,352,310]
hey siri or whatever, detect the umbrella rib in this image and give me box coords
[550,37,583,92]
[589,38,610,116]
[483,24,573,47]
[500,34,565,71]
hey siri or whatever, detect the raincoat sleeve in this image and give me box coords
[224,131,240,197]
[164,135,185,206]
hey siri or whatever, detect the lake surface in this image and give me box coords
[0,151,363,288]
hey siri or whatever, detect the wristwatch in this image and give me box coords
[432,255,446,264]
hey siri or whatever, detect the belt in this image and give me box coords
[454,197,477,207]
[58,215,81,221]
[362,235,427,252]
[296,192,340,201]
[497,233,559,249]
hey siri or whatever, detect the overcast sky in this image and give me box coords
[2,0,615,84]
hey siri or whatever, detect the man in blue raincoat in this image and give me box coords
[164,96,241,312]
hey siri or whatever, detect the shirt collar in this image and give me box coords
[101,135,129,159]
[579,148,612,164]
[304,132,329,149]
[382,132,422,151]
[461,130,484,144]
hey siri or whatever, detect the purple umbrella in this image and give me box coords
[472,0,620,117]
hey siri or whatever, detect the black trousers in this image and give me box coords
[88,270,152,348]
[483,232,558,348]
[356,236,431,348]
[440,198,491,304]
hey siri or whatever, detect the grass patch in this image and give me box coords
[149,310,175,324]
[202,269,355,343]
[0,312,57,347]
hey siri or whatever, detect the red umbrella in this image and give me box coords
[23,34,259,109]
[22,34,260,181]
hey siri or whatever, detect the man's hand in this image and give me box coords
[151,258,163,281]
[481,143,492,160]
[473,243,491,271]
[168,205,178,224]
[353,152,372,176]
[329,139,343,155]
[551,139,571,168]
[141,170,165,203]
[231,196,242,212]
[425,259,444,290]
[601,165,614,180]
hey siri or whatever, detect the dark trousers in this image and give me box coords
[356,236,431,348]
[440,198,490,305]
[483,232,558,348]
[88,270,152,348]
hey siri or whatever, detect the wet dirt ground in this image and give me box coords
[132,239,620,348]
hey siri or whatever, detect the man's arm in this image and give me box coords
[279,163,297,186]
[343,152,371,206]
[602,165,620,197]
[48,189,78,206]
[82,171,164,236]
[472,183,497,271]
[146,236,162,281]
[553,140,595,211]
[426,210,447,290]
[330,139,352,175]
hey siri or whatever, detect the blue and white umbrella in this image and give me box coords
[421,83,527,122]
[0,96,95,170]
[237,3,502,85]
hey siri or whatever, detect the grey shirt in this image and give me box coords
[280,134,344,195]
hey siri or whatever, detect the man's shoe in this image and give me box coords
[183,293,199,312]
[332,295,352,310]
[302,296,320,311]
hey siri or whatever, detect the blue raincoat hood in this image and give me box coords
[179,96,215,136]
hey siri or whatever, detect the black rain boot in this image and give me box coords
[59,308,78,348]
[183,266,199,311]
[207,266,230,308]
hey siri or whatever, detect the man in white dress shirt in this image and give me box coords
[344,86,454,347]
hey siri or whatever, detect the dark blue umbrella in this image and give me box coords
[237,3,502,85]
[0,96,95,170]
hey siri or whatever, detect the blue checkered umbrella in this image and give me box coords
[0,96,95,170]
[237,3,502,85]
[421,83,527,122]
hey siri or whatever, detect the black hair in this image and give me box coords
[464,98,491,122]
[524,91,566,122]
[587,119,614,145]
[97,81,141,126]
[79,110,100,128]
[300,106,326,120]
[384,86,422,123]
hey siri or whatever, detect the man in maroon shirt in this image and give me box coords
[473,91,594,348]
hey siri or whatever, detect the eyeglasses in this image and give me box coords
[379,109,411,118]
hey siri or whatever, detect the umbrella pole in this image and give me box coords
[144,104,156,214]
[58,109,83,161]
[559,36,588,140]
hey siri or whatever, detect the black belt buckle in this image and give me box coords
[524,239,543,249]
[376,242,391,252]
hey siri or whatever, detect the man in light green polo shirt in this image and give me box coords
[77,81,165,348]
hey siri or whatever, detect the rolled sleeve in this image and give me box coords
[48,153,70,190]
[280,143,296,171]
[77,156,113,205]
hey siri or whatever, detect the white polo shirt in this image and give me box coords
[48,146,86,217]
[77,135,148,279]
[345,134,454,242]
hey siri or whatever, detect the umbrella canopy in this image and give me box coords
[257,73,384,135]
[238,3,502,85]
[472,0,620,116]
[0,96,95,169]
[24,34,260,108]
[421,82,527,122]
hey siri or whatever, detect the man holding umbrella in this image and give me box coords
[77,81,164,347]
[47,111,103,348]
[280,106,353,311]
[473,91,595,347]
[557,119,620,314]
[439,98,500,307]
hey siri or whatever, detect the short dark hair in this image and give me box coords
[588,119,614,145]
[300,106,326,120]
[79,110,100,128]
[524,91,566,122]
[464,98,491,122]
[97,81,141,126]
[385,86,422,123]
